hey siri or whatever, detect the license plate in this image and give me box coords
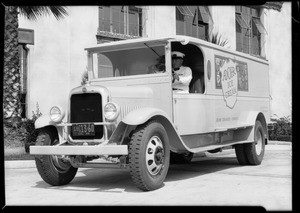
[72,123,95,136]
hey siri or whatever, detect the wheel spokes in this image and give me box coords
[146,136,164,175]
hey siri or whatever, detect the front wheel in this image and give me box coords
[34,128,78,186]
[128,120,170,191]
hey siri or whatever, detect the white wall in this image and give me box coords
[19,6,98,119]
[145,6,176,38]
[210,6,236,50]
[268,2,292,118]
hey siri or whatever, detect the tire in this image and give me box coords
[128,120,170,191]
[235,120,266,165]
[235,144,249,165]
[170,151,194,164]
[34,128,78,186]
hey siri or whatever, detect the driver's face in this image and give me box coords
[172,58,183,69]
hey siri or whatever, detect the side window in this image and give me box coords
[171,42,205,94]
[98,54,113,78]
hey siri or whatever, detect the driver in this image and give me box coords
[171,51,192,93]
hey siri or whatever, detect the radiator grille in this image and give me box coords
[70,93,103,140]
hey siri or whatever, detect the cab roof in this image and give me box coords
[84,35,268,64]
[84,35,211,53]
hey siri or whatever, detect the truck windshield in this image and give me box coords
[91,44,165,78]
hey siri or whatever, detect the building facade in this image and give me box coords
[18,4,291,120]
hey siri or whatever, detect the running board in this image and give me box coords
[189,140,254,153]
[214,125,253,132]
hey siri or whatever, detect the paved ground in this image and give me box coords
[4,142,292,210]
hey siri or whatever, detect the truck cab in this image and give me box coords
[30,35,271,191]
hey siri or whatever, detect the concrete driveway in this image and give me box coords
[4,142,292,210]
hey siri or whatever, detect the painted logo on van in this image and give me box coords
[215,57,238,109]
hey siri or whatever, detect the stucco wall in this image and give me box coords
[145,6,176,37]
[268,3,292,118]
[19,6,98,119]
[210,6,236,50]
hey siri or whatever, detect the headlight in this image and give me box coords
[104,102,120,121]
[49,105,65,123]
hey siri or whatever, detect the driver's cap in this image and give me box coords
[171,51,185,59]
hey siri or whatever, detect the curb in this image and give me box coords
[268,140,292,145]
[5,160,36,169]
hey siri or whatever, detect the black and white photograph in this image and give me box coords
[3,2,295,210]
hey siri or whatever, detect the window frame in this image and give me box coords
[235,6,266,57]
[98,6,143,37]
[176,6,212,41]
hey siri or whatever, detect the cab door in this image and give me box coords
[172,93,216,135]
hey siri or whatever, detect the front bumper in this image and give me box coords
[30,144,128,156]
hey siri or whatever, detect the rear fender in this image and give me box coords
[240,111,268,144]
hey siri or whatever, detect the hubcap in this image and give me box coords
[146,136,165,176]
[51,155,71,172]
[50,139,71,172]
[255,130,263,155]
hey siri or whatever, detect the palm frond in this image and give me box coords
[208,32,229,47]
[18,6,69,21]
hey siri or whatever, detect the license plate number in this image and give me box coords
[72,123,95,136]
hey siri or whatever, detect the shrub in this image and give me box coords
[22,104,43,153]
[81,69,88,85]
[268,114,292,141]
[4,103,42,153]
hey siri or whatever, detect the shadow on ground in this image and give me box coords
[33,153,240,193]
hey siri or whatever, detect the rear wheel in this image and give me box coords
[235,120,266,165]
[34,128,78,186]
[128,120,170,191]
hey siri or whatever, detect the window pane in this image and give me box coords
[128,12,138,35]
[235,6,242,13]
[198,24,206,40]
[177,6,193,16]
[252,18,267,34]
[112,7,122,33]
[176,20,185,35]
[99,6,110,21]
[98,54,114,78]
[176,7,185,21]
[242,28,250,54]
[236,32,242,52]
[198,6,210,24]
[251,7,259,17]
[236,19,242,33]
[99,6,111,31]
[186,23,192,36]
[252,35,260,55]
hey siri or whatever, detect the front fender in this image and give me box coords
[121,107,191,153]
[35,114,57,129]
[122,107,170,125]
